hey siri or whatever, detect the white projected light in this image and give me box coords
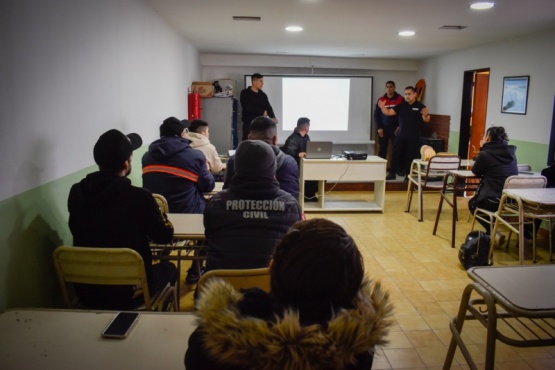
[282,78,350,131]
[244,74,373,143]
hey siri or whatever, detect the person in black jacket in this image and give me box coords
[374,80,404,160]
[469,126,518,234]
[281,117,317,201]
[240,73,278,141]
[224,116,299,199]
[185,218,394,370]
[68,129,177,310]
[203,140,302,272]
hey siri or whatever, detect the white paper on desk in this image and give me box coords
[228,150,236,156]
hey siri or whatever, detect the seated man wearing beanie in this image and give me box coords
[223,116,299,199]
[142,117,215,214]
[204,140,302,272]
[68,129,177,310]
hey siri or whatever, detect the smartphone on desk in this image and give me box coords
[101,312,140,339]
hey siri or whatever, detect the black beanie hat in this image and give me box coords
[93,129,142,170]
[160,116,186,137]
[234,140,276,179]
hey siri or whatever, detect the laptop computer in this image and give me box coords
[306,141,333,159]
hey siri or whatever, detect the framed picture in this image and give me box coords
[501,76,529,114]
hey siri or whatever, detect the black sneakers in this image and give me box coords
[185,265,205,284]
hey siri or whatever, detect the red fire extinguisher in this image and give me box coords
[188,91,201,120]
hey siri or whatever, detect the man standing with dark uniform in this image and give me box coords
[240,73,278,141]
[374,81,404,160]
[379,86,430,180]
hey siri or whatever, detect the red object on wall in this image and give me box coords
[188,92,201,120]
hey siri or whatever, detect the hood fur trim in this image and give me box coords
[195,277,394,370]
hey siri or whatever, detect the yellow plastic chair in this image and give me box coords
[197,267,271,295]
[152,193,169,214]
[53,246,178,311]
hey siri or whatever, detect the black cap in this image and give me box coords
[93,129,142,170]
[160,116,187,137]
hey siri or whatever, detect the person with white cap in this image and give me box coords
[68,129,177,310]
[203,140,302,273]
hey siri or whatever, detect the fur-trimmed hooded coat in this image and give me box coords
[184,277,393,370]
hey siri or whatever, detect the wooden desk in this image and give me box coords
[154,213,206,309]
[432,170,480,248]
[168,213,205,240]
[203,181,223,199]
[444,265,555,370]
[0,309,197,369]
[491,188,555,264]
[299,156,387,212]
[408,159,472,221]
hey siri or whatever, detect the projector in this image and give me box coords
[342,151,368,160]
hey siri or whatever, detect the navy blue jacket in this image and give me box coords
[204,174,302,272]
[374,92,403,130]
[223,145,300,199]
[142,136,215,214]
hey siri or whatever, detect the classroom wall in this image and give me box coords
[1,2,553,310]
[0,0,200,310]
[199,55,421,139]
[200,28,555,171]
[421,27,555,170]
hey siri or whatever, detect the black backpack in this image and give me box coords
[458,230,492,270]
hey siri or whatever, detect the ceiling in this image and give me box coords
[143,0,555,60]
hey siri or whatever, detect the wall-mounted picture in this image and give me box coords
[501,76,529,114]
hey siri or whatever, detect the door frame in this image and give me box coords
[458,68,490,159]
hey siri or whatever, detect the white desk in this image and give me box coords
[0,309,197,369]
[491,188,555,264]
[299,156,387,212]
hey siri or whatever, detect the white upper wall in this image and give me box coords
[0,0,200,201]
[421,27,555,145]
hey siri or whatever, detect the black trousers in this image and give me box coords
[377,125,397,160]
[389,135,420,176]
[303,180,318,199]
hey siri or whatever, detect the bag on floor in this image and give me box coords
[458,230,491,270]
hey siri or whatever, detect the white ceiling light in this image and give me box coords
[285,26,303,32]
[470,2,495,10]
[398,30,415,37]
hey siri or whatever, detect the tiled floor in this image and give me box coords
[180,191,555,369]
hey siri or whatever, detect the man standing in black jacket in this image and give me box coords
[240,73,278,141]
[68,129,177,309]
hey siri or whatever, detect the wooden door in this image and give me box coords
[469,72,489,159]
